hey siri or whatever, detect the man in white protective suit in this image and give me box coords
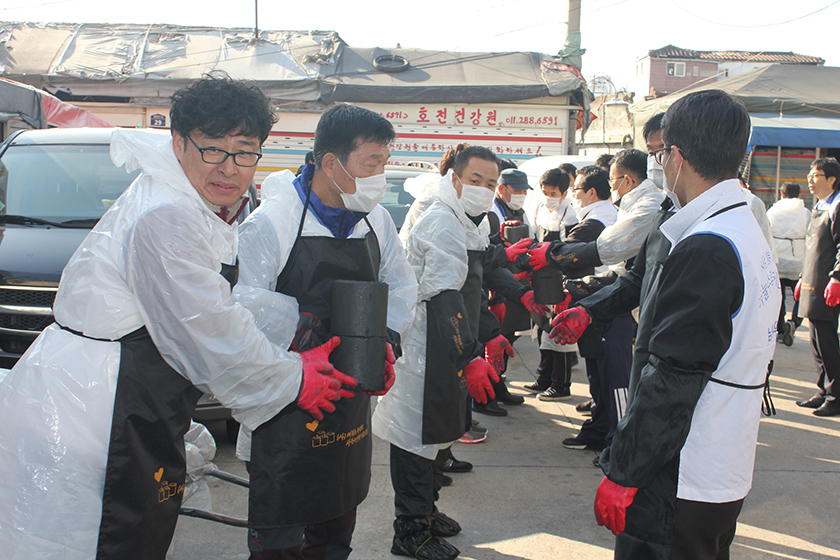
[0,75,355,560]
[234,104,418,560]
[373,145,503,560]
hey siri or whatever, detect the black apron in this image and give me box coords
[91,260,238,560]
[801,191,839,321]
[422,249,484,444]
[249,193,379,528]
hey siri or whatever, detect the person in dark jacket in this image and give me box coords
[549,90,780,559]
[795,157,840,416]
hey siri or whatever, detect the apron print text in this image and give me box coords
[311,423,369,448]
[155,467,184,503]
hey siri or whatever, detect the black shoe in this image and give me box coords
[431,510,462,537]
[523,380,550,394]
[562,436,606,452]
[473,400,508,416]
[438,474,452,487]
[443,457,473,473]
[392,517,460,560]
[781,320,794,347]
[796,394,825,408]
[494,381,525,405]
[814,399,840,417]
[575,399,593,414]
[538,386,572,401]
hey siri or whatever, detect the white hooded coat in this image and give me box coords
[372,171,486,459]
[767,197,811,280]
[0,129,302,559]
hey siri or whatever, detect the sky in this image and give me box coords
[2,0,839,97]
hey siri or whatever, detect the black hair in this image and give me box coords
[304,151,314,164]
[595,153,614,170]
[812,157,840,192]
[559,163,577,177]
[612,149,648,183]
[643,112,665,142]
[662,90,750,184]
[781,181,800,198]
[498,158,518,171]
[313,104,395,168]
[170,72,276,143]
[540,168,571,193]
[577,165,611,200]
[439,144,498,177]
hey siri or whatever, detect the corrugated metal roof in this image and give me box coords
[648,44,824,65]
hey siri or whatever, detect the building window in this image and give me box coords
[693,66,698,77]
[666,62,685,77]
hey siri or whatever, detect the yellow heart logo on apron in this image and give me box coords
[154,467,163,482]
[305,420,319,431]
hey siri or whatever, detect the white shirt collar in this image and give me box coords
[659,178,745,249]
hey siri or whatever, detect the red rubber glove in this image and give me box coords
[484,334,514,374]
[500,219,522,241]
[298,337,358,420]
[552,291,573,316]
[794,279,801,301]
[521,290,550,315]
[463,358,500,404]
[505,237,534,262]
[528,242,551,271]
[594,476,638,536]
[514,270,532,282]
[489,302,506,324]
[826,280,840,307]
[549,306,591,344]
[364,343,396,396]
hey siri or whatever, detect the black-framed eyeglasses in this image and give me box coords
[653,146,673,166]
[608,175,625,184]
[186,135,262,167]
[807,172,826,180]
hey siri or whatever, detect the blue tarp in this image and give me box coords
[749,113,840,148]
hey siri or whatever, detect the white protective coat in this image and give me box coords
[744,188,779,263]
[372,171,487,459]
[595,179,665,265]
[234,170,418,461]
[767,197,811,280]
[0,129,303,560]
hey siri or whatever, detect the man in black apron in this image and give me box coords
[795,157,840,417]
[237,104,418,560]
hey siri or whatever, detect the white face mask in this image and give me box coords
[332,158,388,213]
[571,197,582,214]
[647,154,665,190]
[459,179,496,216]
[610,189,621,203]
[662,150,683,210]
[507,192,527,210]
[544,196,561,210]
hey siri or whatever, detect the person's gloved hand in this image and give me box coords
[484,334,514,374]
[464,358,500,404]
[826,280,840,307]
[489,302,506,324]
[514,270,532,282]
[500,219,522,241]
[549,307,591,344]
[364,343,396,396]
[297,338,358,419]
[594,476,639,536]
[552,291,573,316]
[794,279,801,301]
[521,290,550,315]
[528,242,551,271]
[505,237,534,262]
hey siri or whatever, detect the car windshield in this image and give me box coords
[0,144,140,222]
[380,175,418,229]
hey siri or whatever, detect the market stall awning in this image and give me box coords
[749,113,840,148]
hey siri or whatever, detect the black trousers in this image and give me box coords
[390,444,446,518]
[809,314,840,400]
[778,278,801,331]
[617,497,743,560]
[247,509,356,560]
[579,317,634,446]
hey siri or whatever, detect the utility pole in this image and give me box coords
[568,0,580,36]
[254,0,260,42]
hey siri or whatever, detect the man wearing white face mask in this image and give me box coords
[235,104,418,560]
[373,146,502,560]
[644,112,666,190]
[489,168,533,231]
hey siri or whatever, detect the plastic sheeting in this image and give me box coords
[182,422,218,510]
[372,171,481,459]
[748,113,840,149]
[233,170,418,461]
[596,180,665,265]
[767,197,811,279]
[0,128,305,559]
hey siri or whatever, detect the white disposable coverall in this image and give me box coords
[234,170,418,461]
[767,197,811,279]
[0,129,302,559]
[372,171,486,459]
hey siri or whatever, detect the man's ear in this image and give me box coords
[172,131,185,154]
[321,152,337,179]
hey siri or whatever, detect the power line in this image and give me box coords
[668,0,840,28]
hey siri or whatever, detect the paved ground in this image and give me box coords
[168,323,840,560]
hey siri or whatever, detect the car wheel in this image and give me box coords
[226,419,240,444]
